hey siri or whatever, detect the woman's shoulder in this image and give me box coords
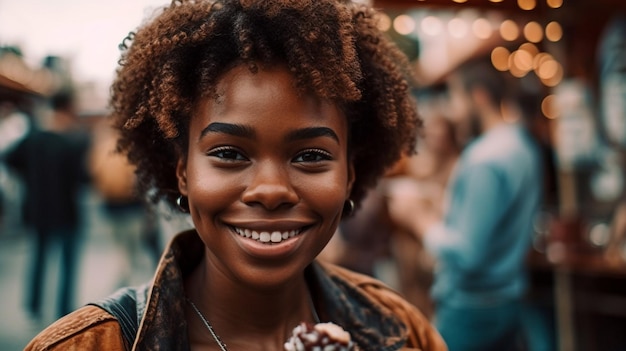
[319,261,447,351]
[24,306,126,351]
[319,260,418,311]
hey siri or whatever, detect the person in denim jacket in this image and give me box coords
[25,1,446,350]
[389,58,543,351]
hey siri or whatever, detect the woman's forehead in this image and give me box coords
[192,64,347,132]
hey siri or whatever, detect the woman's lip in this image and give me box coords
[228,224,311,258]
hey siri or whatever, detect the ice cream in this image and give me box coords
[284,322,354,351]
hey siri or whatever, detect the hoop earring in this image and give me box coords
[343,199,355,217]
[176,195,189,213]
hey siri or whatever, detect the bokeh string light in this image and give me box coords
[375,0,567,120]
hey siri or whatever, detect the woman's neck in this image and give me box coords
[184,255,316,350]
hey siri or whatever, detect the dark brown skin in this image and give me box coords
[180,64,354,350]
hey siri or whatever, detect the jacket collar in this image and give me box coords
[310,262,408,350]
[134,230,407,350]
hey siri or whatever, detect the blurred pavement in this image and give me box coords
[0,187,156,351]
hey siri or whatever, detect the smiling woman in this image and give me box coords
[24,1,446,351]
[179,65,352,288]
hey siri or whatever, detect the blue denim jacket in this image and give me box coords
[424,123,542,307]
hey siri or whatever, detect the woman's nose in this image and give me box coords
[241,161,299,210]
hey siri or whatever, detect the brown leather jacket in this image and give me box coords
[25,231,446,351]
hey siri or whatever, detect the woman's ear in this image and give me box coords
[176,157,189,196]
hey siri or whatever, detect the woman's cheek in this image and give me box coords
[187,164,243,214]
[296,170,348,207]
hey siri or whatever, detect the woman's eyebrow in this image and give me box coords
[199,122,256,140]
[285,127,339,143]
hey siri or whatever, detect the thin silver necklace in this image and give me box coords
[186,292,320,351]
[186,297,228,351]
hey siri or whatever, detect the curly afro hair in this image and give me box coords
[110,0,420,209]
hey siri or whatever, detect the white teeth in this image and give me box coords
[233,227,303,244]
[271,231,282,242]
[259,232,271,242]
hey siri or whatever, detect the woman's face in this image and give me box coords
[177,64,354,288]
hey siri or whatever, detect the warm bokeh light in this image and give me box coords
[491,46,511,71]
[421,15,444,36]
[524,21,544,43]
[490,0,504,2]
[509,64,528,78]
[509,50,532,77]
[500,20,520,41]
[452,0,468,3]
[519,42,539,57]
[546,21,563,42]
[542,94,559,119]
[518,0,537,10]
[533,52,552,70]
[546,0,563,9]
[472,18,493,39]
[512,49,534,73]
[375,12,392,32]
[538,59,559,79]
[539,60,564,87]
[448,17,469,38]
[393,14,416,35]
[509,54,526,77]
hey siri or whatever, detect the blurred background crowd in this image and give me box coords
[1,0,626,350]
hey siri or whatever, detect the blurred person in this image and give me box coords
[389,57,543,351]
[89,119,162,287]
[316,187,404,305]
[322,113,459,290]
[324,184,394,277]
[395,113,460,221]
[387,113,460,319]
[24,1,446,350]
[5,90,89,319]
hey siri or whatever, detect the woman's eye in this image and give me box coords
[207,147,247,161]
[293,149,332,163]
